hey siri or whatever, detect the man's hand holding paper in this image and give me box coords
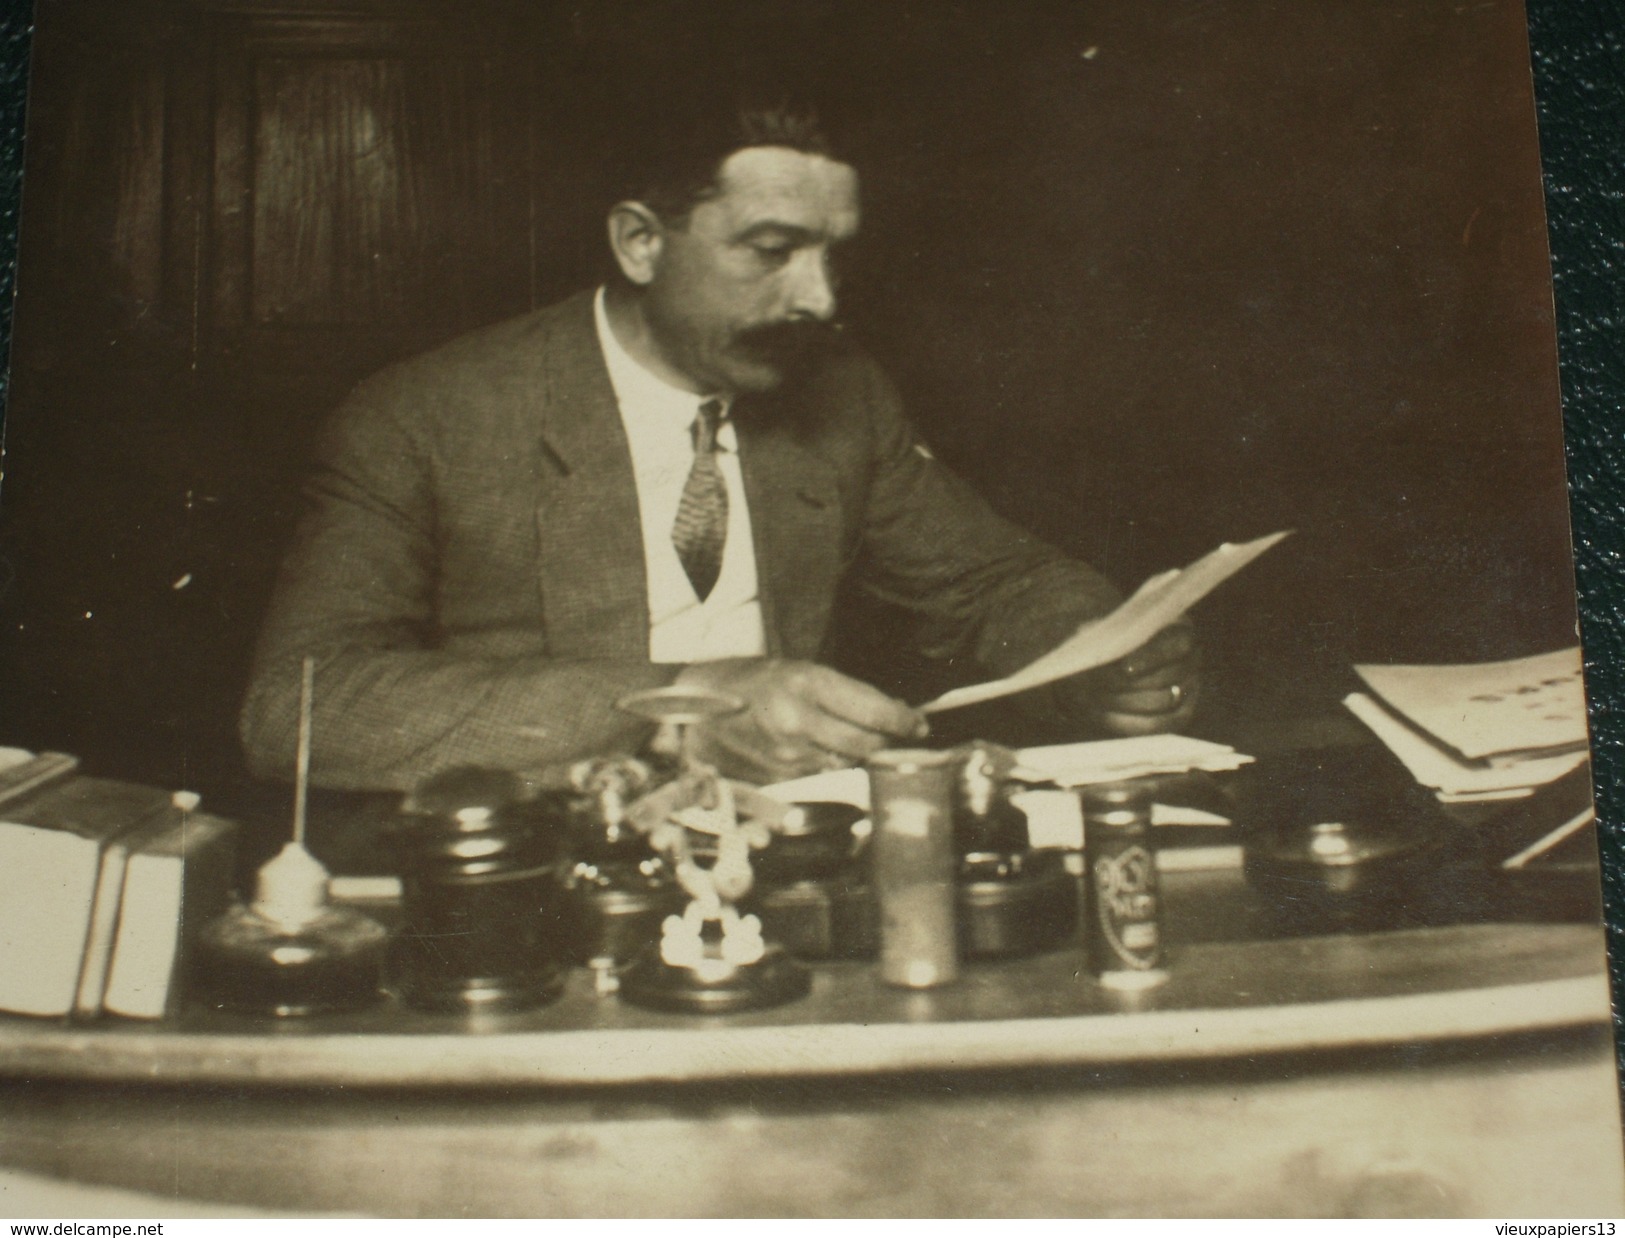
[1063,619,1201,737]
[920,530,1290,719]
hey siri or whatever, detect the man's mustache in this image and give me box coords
[733,318,843,359]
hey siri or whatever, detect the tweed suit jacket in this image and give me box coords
[241,291,1122,791]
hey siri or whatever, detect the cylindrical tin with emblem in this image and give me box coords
[1081,780,1167,984]
[867,748,960,988]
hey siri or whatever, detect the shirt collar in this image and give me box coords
[594,286,731,437]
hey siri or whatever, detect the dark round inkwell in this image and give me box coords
[1238,744,1454,933]
[952,742,1077,960]
[393,767,565,1013]
[554,756,685,971]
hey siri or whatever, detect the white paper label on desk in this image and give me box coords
[1014,734,1252,786]
[1011,789,1084,849]
[763,766,871,809]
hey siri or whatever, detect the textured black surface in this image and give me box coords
[0,3,1618,1048]
[1527,0,1625,1062]
[0,0,27,424]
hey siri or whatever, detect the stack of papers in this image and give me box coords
[1012,734,1253,787]
[759,738,1241,870]
[760,734,1252,813]
[1344,647,1590,803]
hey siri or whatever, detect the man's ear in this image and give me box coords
[607,201,665,286]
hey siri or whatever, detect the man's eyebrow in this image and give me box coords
[734,221,820,244]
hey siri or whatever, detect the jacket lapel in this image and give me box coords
[736,404,845,659]
[528,294,847,663]
[531,295,651,661]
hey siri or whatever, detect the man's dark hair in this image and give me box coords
[614,95,838,222]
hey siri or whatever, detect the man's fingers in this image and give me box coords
[802,665,926,740]
[676,659,924,781]
[1097,710,1181,738]
[1113,622,1198,680]
[1102,687,1186,716]
[693,723,816,785]
[1105,659,1187,693]
[797,708,897,764]
[1100,675,1200,721]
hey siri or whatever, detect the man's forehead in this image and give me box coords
[706,146,861,237]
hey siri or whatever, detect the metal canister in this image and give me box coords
[394,767,565,1012]
[867,748,960,988]
[1081,780,1166,984]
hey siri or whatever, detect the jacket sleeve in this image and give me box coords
[239,382,675,793]
[847,363,1124,684]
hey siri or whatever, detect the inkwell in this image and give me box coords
[192,658,388,1016]
[392,764,565,1013]
[754,742,1077,962]
[553,755,684,993]
[951,740,1077,959]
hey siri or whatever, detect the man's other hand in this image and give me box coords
[675,658,928,784]
[1065,621,1201,738]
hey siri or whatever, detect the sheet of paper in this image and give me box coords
[759,766,873,808]
[1343,691,1588,797]
[1436,787,1535,804]
[1012,734,1252,786]
[1352,647,1588,763]
[920,530,1292,714]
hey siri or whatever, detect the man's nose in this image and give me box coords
[784,249,838,322]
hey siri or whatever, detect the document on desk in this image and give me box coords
[1352,646,1588,765]
[919,530,1292,714]
[1343,691,1588,801]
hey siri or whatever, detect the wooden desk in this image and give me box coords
[1,856,1620,1216]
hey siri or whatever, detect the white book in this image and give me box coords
[0,824,108,1016]
[102,810,235,1020]
[71,829,145,1019]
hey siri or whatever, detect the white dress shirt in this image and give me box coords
[593,287,768,664]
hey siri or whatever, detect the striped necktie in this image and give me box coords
[671,398,728,601]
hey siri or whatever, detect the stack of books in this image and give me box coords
[0,750,237,1020]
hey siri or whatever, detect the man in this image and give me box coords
[241,100,1197,793]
